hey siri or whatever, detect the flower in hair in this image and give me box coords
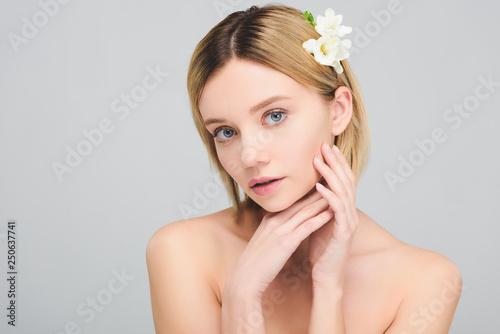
[302,8,353,74]
[315,8,352,38]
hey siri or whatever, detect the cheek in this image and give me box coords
[285,130,321,169]
[218,149,245,181]
[290,138,320,169]
[284,118,327,175]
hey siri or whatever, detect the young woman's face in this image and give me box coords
[199,58,349,213]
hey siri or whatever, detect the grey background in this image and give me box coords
[0,0,498,333]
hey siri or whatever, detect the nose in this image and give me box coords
[240,129,271,167]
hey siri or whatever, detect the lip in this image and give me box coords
[250,177,284,196]
[248,176,284,188]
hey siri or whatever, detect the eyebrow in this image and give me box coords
[203,95,290,127]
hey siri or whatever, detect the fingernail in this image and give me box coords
[325,142,335,153]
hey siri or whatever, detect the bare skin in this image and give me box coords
[146,58,462,333]
[147,202,462,333]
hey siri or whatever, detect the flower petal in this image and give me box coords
[338,25,352,37]
[340,38,352,49]
[325,8,335,18]
[333,61,344,74]
[303,7,352,72]
[302,39,317,53]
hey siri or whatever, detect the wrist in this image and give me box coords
[309,282,346,334]
[224,271,263,301]
[221,275,266,334]
[313,281,344,298]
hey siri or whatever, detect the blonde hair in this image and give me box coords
[187,4,371,218]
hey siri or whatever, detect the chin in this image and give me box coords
[249,181,319,214]
[257,201,289,214]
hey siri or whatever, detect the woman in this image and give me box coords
[146,4,462,333]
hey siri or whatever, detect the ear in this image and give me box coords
[327,86,353,138]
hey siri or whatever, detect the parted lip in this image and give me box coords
[248,176,284,188]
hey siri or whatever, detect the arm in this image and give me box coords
[384,253,462,334]
[307,142,358,333]
[308,284,345,334]
[147,187,336,333]
[221,273,267,334]
[146,220,268,334]
[146,221,222,333]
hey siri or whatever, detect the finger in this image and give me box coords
[321,143,354,202]
[314,155,348,202]
[330,144,357,191]
[282,196,331,232]
[315,182,352,236]
[317,145,357,221]
[293,208,335,244]
[270,187,324,223]
[328,145,358,229]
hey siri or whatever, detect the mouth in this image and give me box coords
[250,177,285,196]
[253,179,277,187]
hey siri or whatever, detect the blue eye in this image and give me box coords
[215,128,235,141]
[264,111,284,124]
[213,110,287,144]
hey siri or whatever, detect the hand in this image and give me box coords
[309,142,359,289]
[228,188,334,299]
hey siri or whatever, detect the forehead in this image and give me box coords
[199,58,308,118]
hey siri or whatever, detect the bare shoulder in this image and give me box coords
[387,241,462,333]
[355,210,462,333]
[375,219,462,289]
[356,209,462,281]
[390,239,463,306]
[145,209,234,333]
[398,241,462,281]
[146,208,232,268]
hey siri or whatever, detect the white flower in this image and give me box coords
[315,8,352,38]
[302,8,353,74]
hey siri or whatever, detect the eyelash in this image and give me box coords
[212,109,288,144]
